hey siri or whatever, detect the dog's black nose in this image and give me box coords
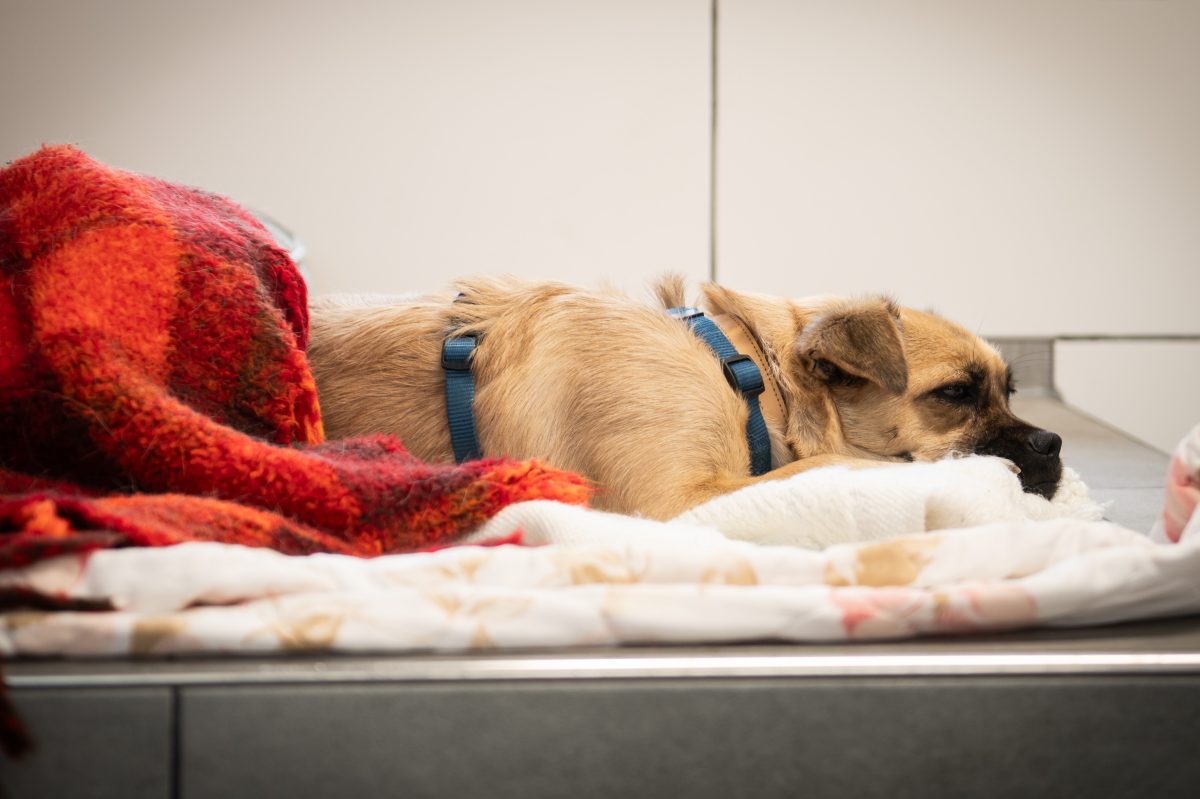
[975,423,1063,499]
[1028,430,1062,458]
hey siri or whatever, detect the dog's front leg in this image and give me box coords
[683,454,889,511]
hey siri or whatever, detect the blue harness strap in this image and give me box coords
[668,307,773,477]
[441,304,772,474]
[442,334,482,463]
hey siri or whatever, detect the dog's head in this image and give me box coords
[701,285,1064,499]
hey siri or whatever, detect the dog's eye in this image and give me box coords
[933,383,974,404]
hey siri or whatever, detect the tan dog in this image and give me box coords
[308,276,1062,519]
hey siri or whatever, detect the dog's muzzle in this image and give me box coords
[975,424,1064,499]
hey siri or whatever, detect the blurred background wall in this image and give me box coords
[2,0,1197,450]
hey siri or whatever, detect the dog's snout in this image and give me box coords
[1027,429,1062,458]
[975,422,1064,499]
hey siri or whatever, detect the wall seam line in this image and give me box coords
[709,0,719,283]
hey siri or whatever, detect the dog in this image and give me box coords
[307,275,1063,519]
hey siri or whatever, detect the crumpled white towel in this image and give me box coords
[468,455,1104,549]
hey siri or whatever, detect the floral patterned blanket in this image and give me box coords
[2,433,1198,656]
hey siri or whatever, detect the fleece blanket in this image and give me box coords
[0,145,588,569]
[3,430,1199,659]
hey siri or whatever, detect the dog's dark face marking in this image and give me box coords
[974,423,1063,499]
[912,358,1062,498]
[816,308,1064,498]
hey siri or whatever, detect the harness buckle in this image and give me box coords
[441,335,477,371]
[666,306,705,322]
[722,354,765,398]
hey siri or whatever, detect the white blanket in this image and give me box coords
[2,436,1198,657]
[466,455,1104,548]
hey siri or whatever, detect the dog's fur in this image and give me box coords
[307,276,1062,519]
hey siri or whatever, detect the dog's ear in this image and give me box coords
[700,283,796,348]
[795,297,908,395]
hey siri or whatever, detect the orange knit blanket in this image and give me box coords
[0,145,590,569]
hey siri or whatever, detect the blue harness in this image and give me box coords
[441,307,773,476]
[665,307,773,476]
[440,333,482,463]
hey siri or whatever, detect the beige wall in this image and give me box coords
[718,0,1200,337]
[1056,341,1200,454]
[0,0,712,297]
[5,0,1196,331]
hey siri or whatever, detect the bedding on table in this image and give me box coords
[2,144,1199,753]
[2,437,1199,659]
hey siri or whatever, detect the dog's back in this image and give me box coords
[308,277,750,517]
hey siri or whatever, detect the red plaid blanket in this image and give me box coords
[0,145,589,567]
